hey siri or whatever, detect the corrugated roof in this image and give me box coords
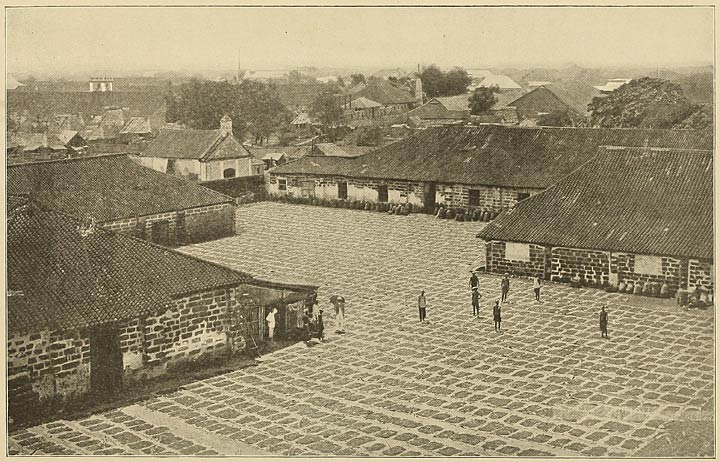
[140,128,251,160]
[7,154,233,222]
[8,206,252,333]
[478,146,713,259]
[271,125,713,188]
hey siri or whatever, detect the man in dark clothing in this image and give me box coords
[501,273,510,302]
[418,290,427,322]
[469,271,479,291]
[493,301,501,332]
[472,288,480,316]
[600,306,608,338]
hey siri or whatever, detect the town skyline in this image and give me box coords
[7,6,713,75]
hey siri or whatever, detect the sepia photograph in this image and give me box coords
[3,3,716,458]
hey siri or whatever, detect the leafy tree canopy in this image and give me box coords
[419,65,471,98]
[350,73,366,85]
[310,83,344,130]
[469,86,499,115]
[588,77,709,129]
[164,78,291,144]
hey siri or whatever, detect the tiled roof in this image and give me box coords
[7,154,233,222]
[345,96,383,109]
[7,91,166,123]
[7,207,252,333]
[120,116,152,134]
[478,146,713,259]
[436,94,472,112]
[510,82,601,115]
[271,126,713,188]
[347,78,417,105]
[492,89,525,109]
[406,99,468,120]
[468,70,522,90]
[544,82,602,115]
[313,143,355,157]
[140,128,251,160]
[270,156,356,176]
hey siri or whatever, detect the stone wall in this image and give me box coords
[689,259,714,292]
[485,241,547,277]
[200,175,267,202]
[611,253,685,293]
[101,202,235,245]
[269,174,539,210]
[7,282,316,415]
[550,247,610,286]
[486,241,697,295]
[8,328,91,416]
[184,203,236,244]
[436,183,537,210]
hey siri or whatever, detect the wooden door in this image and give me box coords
[337,182,348,200]
[378,185,389,203]
[151,221,171,246]
[89,324,123,396]
[423,182,436,212]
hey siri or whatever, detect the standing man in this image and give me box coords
[266,307,278,341]
[333,295,346,334]
[501,273,510,302]
[418,290,427,322]
[533,275,543,302]
[493,300,502,332]
[599,306,608,338]
[471,287,480,317]
[469,271,479,291]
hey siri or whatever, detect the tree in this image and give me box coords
[169,78,291,142]
[310,83,344,130]
[469,86,499,115]
[673,105,712,129]
[444,68,472,97]
[350,73,366,85]
[419,65,446,98]
[164,81,180,123]
[588,77,699,129]
[419,65,471,98]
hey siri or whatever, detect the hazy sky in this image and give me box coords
[6,6,714,74]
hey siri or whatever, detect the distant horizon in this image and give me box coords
[6,6,713,76]
[9,61,714,82]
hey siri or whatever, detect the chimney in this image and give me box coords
[220,115,232,136]
[415,78,423,105]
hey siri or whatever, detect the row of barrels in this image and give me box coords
[434,205,500,222]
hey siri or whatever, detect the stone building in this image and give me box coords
[508,81,601,123]
[268,125,712,213]
[135,116,259,181]
[7,203,317,419]
[7,153,237,246]
[478,146,713,296]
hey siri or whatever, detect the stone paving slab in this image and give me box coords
[9,203,714,457]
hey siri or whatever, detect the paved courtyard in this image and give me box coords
[9,202,714,457]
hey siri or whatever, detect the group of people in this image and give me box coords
[418,271,610,337]
[265,294,347,345]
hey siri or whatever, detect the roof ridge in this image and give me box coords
[7,152,129,168]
